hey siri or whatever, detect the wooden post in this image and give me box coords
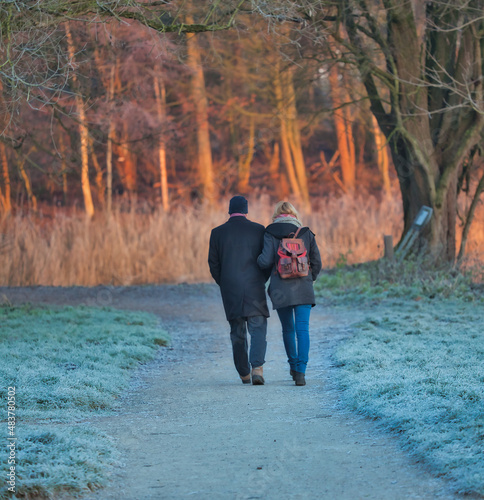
[384,235,394,260]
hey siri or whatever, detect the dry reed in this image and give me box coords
[0,194,482,286]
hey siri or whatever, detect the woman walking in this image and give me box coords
[257,201,322,386]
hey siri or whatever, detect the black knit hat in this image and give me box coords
[228,196,248,214]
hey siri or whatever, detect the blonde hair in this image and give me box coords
[272,201,301,223]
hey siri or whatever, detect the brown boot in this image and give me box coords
[251,366,265,385]
[240,374,251,384]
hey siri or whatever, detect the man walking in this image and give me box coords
[208,196,270,385]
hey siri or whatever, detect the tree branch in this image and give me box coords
[339,0,393,135]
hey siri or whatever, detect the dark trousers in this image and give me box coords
[228,316,267,377]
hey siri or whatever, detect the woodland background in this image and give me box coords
[0,2,483,285]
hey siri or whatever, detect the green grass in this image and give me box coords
[0,305,169,499]
[315,259,484,303]
[316,262,484,495]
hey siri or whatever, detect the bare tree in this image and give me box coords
[335,0,483,261]
[0,1,246,116]
[251,0,484,262]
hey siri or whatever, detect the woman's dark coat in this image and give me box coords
[208,216,270,321]
[257,222,322,310]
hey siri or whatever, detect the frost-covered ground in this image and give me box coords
[0,305,168,499]
[1,271,483,499]
[316,263,484,496]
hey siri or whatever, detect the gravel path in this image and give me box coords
[2,285,461,499]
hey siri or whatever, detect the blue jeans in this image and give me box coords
[276,305,311,374]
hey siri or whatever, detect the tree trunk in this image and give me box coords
[284,68,311,212]
[18,153,37,211]
[372,115,391,198]
[65,22,95,218]
[269,142,280,182]
[114,122,137,195]
[273,63,302,203]
[106,63,116,214]
[154,76,170,211]
[458,165,484,262]
[328,63,356,192]
[388,133,459,262]
[123,124,136,194]
[269,142,287,199]
[94,43,118,213]
[186,19,215,203]
[0,80,11,214]
[237,116,255,194]
[106,121,114,213]
[0,142,11,214]
[88,136,105,206]
[0,173,4,211]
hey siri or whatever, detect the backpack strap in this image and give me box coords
[293,227,304,238]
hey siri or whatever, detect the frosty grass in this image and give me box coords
[0,305,168,499]
[316,266,484,495]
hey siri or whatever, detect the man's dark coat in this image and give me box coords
[208,216,270,321]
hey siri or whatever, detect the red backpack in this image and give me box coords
[277,227,310,279]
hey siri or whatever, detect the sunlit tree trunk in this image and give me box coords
[120,122,136,194]
[372,115,391,197]
[154,76,170,211]
[186,16,215,203]
[106,63,118,213]
[237,116,255,193]
[0,169,4,211]
[274,63,302,203]
[0,79,11,214]
[0,142,11,213]
[89,136,105,206]
[273,53,311,211]
[106,121,115,213]
[284,68,311,212]
[458,163,484,261]
[65,22,94,217]
[18,153,37,211]
[94,42,118,213]
[328,63,356,192]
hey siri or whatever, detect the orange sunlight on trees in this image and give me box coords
[0,1,483,270]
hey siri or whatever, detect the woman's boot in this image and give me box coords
[294,371,306,386]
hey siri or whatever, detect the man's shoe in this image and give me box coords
[294,371,306,386]
[240,374,251,384]
[290,369,296,381]
[251,366,265,385]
